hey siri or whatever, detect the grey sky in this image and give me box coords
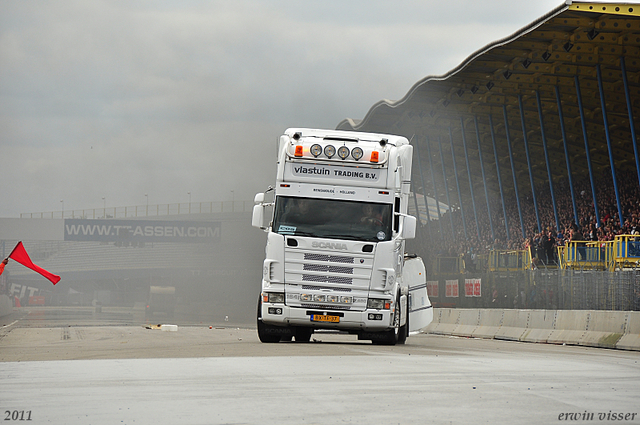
[1,0,569,217]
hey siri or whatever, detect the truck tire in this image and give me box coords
[294,327,312,342]
[374,291,407,345]
[256,297,281,343]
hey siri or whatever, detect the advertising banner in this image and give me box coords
[64,219,221,243]
[426,280,439,298]
[446,279,459,298]
[465,278,481,297]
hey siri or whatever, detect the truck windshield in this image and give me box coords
[272,196,392,242]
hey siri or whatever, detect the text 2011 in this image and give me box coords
[4,411,32,421]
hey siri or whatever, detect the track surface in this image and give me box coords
[1,307,639,424]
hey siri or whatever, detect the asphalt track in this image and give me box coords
[1,307,639,424]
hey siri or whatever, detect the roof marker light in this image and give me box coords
[310,144,322,157]
[370,151,379,163]
[351,147,364,160]
[294,145,303,157]
[324,145,336,158]
[337,146,350,160]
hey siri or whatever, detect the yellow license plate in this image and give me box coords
[311,314,340,323]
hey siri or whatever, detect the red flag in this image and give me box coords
[9,241,61,285]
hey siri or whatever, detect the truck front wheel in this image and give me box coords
[294,327,312,342]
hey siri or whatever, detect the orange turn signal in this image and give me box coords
[370,151,379,163]
[294,145,304,157]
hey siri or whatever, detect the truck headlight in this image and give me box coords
[263,293,285,303]
[367,298,391,310]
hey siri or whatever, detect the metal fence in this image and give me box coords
[20,200,252,219]
[427,269,640,311]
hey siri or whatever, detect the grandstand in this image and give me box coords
[337,1,640,311]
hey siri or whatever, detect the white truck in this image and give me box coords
[252,128,432,344]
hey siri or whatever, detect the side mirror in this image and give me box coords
[254,192,265,204]
[252,204,265,229]
[403,215,417,239]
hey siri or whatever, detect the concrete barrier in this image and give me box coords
[579,310,627,348]
[521,310,556,343]
[494,309,529,341]
[614,311,640,351]
[0,294,13,318]
[424,308,640,351]
[427,308,460,335]
[546,310,589,345]
[471,309,504,339]
[451,309,480,337]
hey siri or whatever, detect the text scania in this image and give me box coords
[311,241,348,250]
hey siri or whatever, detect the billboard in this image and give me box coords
[64,219,221,243]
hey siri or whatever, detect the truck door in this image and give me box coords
[404,257,433,334]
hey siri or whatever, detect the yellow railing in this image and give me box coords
[433,235,640,274]
[611,234,640,270]
[488,249,531,271]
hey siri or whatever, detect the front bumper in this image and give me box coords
[261,303,393,331]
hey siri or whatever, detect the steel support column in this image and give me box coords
[449,127,468,240]
[596,64,624,228]
[489,114,509,240]
[414,139,432,240]
[425,136,444,238]
[575,75,601,228]
[438,136,455,239]
[555,85,579,228]
[475,116,495,241]
[461,117,481,240]
[518,94,541,234]
[503,105,526,239]
[621,57,640,191]
[535,90,561,232]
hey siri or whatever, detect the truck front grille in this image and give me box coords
[304,253,354,264]
[302,285,352,292]
[302,274,353,284]
[303,264,353,274]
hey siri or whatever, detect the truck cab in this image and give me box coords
[252,128,432,344]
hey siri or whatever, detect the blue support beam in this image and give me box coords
[460,117,481,240]
[621,56,640,191]
[474,116,495,241]
[425,136,445,239]
[414,139,432,239]
[473,116,496,242]
[574,75,601,228]
[503,105,526,239]
[555,85,579,229]
[489,114,509,241]
[535,90,561,232]
[438,136,455,239]
[596,64,624,228]
[449,127,468,240]
[518,95,541,234]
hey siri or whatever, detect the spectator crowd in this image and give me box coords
[422,168,640,264]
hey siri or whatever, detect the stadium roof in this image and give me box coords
[337,1,640,216]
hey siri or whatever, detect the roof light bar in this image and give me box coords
[310,144,322,157]
[324,145,336,158]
